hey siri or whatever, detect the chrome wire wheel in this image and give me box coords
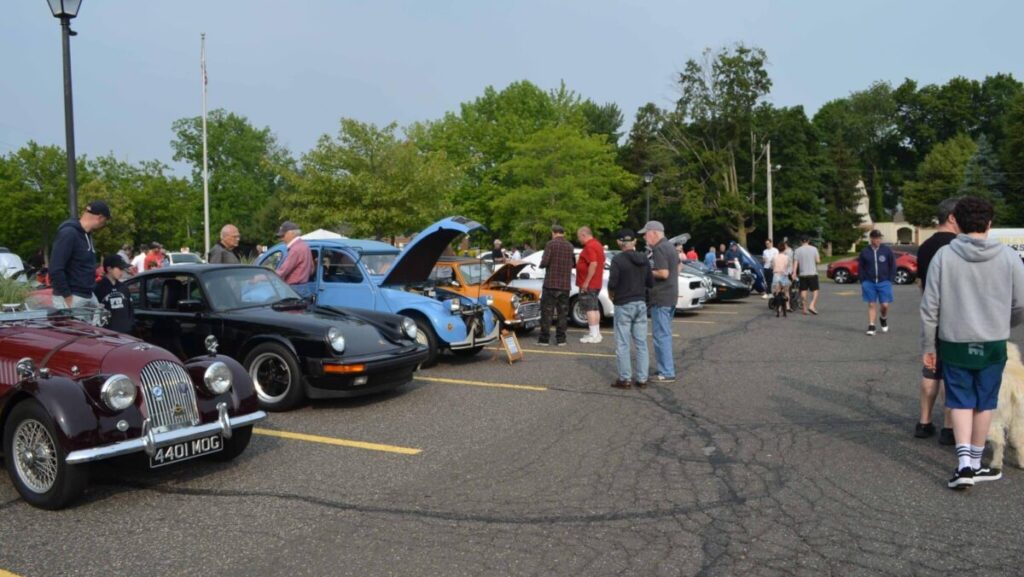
[12,419,58,494]
[249,352,292,404]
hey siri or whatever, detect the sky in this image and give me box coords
[2,0,1021,172]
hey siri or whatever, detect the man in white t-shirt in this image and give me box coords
[761,239,779,299]
[129,245,147,275]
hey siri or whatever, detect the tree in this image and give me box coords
[660,44,772,245]
[959,134,1005,204]
[282,119,456,239]
[493,125,629,244]
[903,134,976,226]
[171,109,294,245]
[1001,93,1024,226]
[580,100,624,145]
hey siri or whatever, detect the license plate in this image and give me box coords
[149,434,222,468]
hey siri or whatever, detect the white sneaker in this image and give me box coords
[580,334,603,344]
[762,293,769,299]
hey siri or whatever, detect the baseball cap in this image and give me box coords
[550,224,565,234]
[103,254,128,269]
[637,220,664,234]
[869,229,883,238]
[85,200,111,219]
[277,221,300,237]
[616,228,636,243]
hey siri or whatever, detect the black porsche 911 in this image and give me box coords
[123,265,429,411]
[681,261,752,301]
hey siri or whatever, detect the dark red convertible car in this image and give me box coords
[0,307,266,509]
[826,249,918,285]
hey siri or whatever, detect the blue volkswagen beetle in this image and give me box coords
[256,217,499,366]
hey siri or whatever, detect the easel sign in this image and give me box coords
[499,330,524,364]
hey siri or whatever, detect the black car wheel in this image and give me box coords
[895,268,912,285]
[412,317,439,367]
[244,342,305,411]
[569,296,587,328]
[3,400,87,510]
[209,425,253,462]
[833,268,851,284]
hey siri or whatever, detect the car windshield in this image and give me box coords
[362,253,398,276]
[172,253,203,264]
[455,262,493,284]
[683,260,713,274]
[201,268,300,311]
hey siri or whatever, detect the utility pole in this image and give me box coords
[766,141,774,242]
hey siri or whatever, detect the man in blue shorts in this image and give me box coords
[921,196,1024,489]
[858,230,896,336]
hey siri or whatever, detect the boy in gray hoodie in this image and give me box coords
[920,196,1024,489]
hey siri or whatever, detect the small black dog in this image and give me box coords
[771,291,789,317]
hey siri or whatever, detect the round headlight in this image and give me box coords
[328,327,346,353]
[511,295,521,311]
[485,296,495,307]
[203,361,233,394]
[449,299,461,313]
[401,317,418,340]
[100,375,136,411]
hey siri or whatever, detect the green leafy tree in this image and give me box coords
[580,100,624,145]
[1001,93,1024,225]
[660,44,772,245]
[493,125,629,244]
[283,119,456,239]
[171,109,294,246]
[903,134,977,226]
[959,134,1005,204]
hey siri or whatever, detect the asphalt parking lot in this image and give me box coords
[3,282,1024,577]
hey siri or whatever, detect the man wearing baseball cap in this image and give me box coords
[49,200,111,310]
[639,220,679,383]
[94,254,133,333]
[607,228,653,389]
[275,220,314,293]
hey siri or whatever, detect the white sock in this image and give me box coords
[589,324,600,338]
[970,445,985,470]
[955,444,972,470]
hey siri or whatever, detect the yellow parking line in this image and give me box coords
[418,376,546,392]
[0,570,24,577]
[696,310,738,315]
[253,428,421,455]
[521,348,616,358]
[836,290,857,296]
[675,320,716,325]
[569,330,681,337]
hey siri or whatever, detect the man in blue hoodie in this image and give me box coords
[50,200,110,309]
[857,230,896,336]
[921,196,1024,489]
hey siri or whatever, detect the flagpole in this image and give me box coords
[201,33,211,259]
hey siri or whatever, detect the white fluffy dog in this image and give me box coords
[988,342,1024,470]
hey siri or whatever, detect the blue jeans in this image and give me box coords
[614,301,649,382]
[649,305,675,378]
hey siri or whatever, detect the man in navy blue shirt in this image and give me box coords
[50,200,110,310]
[858,230,896,336]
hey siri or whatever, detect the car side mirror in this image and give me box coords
[177,299,205,313]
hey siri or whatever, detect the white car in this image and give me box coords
[507,249,706,327]
[167,252,206,266]
[0,249,26,281]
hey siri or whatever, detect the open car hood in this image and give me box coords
[381,216,485,285]
[484,262,532,286]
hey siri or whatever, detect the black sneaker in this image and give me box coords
[938,428,955,446]
[536,339,550,347]
[651,375,676,384]
[880,317,889,333]
[914,422,936,438]
[556,341,567,347]
[948,466,975,489]
[866,325,876,336]
[973,466,1002,482]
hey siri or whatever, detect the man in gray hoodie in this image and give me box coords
[920,196,1024,489]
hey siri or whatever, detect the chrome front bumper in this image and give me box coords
[65,403,267,465]
[448,319,501,350]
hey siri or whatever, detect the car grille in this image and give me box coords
[517,301,541,321]
[138,360,201,433]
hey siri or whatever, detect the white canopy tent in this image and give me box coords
[301,229,347,240]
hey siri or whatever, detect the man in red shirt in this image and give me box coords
[143,242,164,271]
[576,226,605,344]
[275,221,314,294]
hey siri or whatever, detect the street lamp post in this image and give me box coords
[643,171,654,223]
[765,142,781,242]
[46,0,83,219]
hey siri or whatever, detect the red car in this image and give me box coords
[1,307,266,509]
[826,249,918,285]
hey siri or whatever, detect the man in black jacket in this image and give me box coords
[50,200,110,310]
[607,229,654,389]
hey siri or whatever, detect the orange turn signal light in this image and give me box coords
[324,363,366,375]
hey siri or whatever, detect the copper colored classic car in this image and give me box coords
[0,308,266,509]
[429,258,541,332]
